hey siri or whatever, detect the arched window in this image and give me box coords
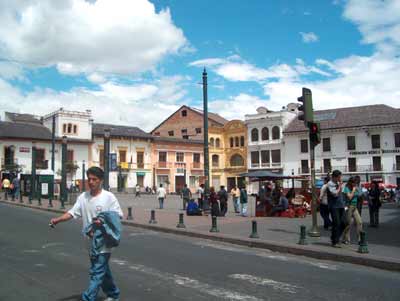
[230,154,244,167]
[240,136,245,147]
[272,126,280,140]
[67,123,72,133]
[235,137,239,147]
[212,154,219,167]
[73,125,77,134]
[262,127,269,141]
[215,138,220,148]
[230,137,234,148]
[210,138,214,147]
[251,128,259,142]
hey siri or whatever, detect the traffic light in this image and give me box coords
[297,87,314,125]
[309,122,321,146]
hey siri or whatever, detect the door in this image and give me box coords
[137,175,144,187]
[175,176,185,194]
[227,177,236,191]
[212,176,220,189]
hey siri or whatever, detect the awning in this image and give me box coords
[136,172,146,176]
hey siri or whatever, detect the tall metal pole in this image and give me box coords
[202,68,210,209]
[82,160,86,192]
[308,140,320,237]
[51,114,56,172]
[103,129,110,191]
[29,143,37,204]
[61,136,67,209]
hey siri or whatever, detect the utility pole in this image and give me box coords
[103,129,111,191]
[202,68,210,211]
[82,160,86,192]
[29,142,37,204]
[61,136,67,209]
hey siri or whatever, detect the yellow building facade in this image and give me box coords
[209,120,247,191]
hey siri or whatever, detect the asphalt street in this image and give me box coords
[1,202,400,301]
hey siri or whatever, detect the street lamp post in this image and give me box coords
[61,136,67,209]
[103,129,110,191]
[82,160,86,192]
[291,169,295,189]
[202,68,210,211]
[117,164,122,193]
[29,142,37,204]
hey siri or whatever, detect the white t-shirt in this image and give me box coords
[157,187,166,198]
[68,189,123,253]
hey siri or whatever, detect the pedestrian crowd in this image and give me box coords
[1,173,20,201]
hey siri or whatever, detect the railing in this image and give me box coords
[298,167,310,174]
[190,162,203,169]
[36,160,48,170]
[118,162,152,170]
[251,163,260,168]
[314,165,384,173]
[393,164,400,171]
[156,162,173,169]
[251,162,281,169]
[1,158,20,171]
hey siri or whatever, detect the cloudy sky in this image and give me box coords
[0,0,399,131]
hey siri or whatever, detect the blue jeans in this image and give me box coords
[232,197,239,213]
[159,197,164,209]
[82,253,120,301]
[319,204,332,229]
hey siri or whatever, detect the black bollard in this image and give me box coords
[358,231,369,254]
[149,209,157,224]
[48,197,53,208]
[127,207,133,220]
[209,216,219,233]
[19,190,23,203]
[249,220,259,239]
[298,225,308,245]
[176,213,186,228]
[38,194,42,206]
[5,190,8,201]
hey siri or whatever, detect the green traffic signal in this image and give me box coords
[297,87,314,126]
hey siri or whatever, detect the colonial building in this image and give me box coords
[209,120,248,191]
[91,123,153,191]
[284,104,400,186]
[151,137,203,193]
[150,105,228,140]
[245,105,297,192]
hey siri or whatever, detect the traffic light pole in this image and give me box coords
[308,136,320,237]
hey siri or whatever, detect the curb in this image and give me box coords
[3,200,400,272]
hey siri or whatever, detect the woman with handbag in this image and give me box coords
[342,177,363,244]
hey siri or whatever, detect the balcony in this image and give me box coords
[1,158,20,171]
[298,167,310,174]
[36,160,49,170]
[156,162,173,169]
[251,162,282,169]
[118,162,152,170]
[314,165,384,174]
[393,164,400,171]
[191,162,203,170]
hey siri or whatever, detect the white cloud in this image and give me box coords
[0,0,188,76]
[0,62,25,80]
[87,73,107,84]
[299,32,319,43]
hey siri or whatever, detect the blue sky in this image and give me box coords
[0,0,399,131]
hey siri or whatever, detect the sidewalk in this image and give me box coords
[2,192,400,271]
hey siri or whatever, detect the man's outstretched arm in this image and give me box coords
[50,212,73,225]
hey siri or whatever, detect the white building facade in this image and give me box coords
[283,105,400,186]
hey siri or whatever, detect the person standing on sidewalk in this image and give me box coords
[342,177,363,244]
[2,177,10,199]
[319,177,332,230]
[240,185,248,217]
[395,184,400,207]
[217,185,228,217]
[135,184,141,197]
[197,184,204,209]
[157,184,167,209]
[368,181,381,227]
[327,170,345,248]
[50,166,123,301]
[230,185,240,213]
[181,184,192,210]
[11,175,20,201]
[209,186,220,217]
[354,175,363,216]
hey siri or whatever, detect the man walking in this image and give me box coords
[11,175,20,202]
[217,185,228,217]
[230,185,240,213]
[157,183,167,209]
[319,177,332,229]
[50,166,123,301]
[240,185,248,217]
[327,170,345,248]
[181,184,192,210]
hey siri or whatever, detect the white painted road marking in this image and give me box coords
[41,242,64,249]
[111,259,264,301]
[229,274,300,294]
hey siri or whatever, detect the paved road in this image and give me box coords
[1,203,400,301]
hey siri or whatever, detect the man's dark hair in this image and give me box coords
[160,183,163,187]
[331,170,342,178]
[86,166,104,180]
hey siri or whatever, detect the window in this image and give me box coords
[261,127,269,141]
[347,136,356,150]
[230,137,234,148]
[235,137,239,147]
[395,133,400,148]
[230,154,244,167]
[371,134,380,149]
[210,138,214,147]
[195,128,202,134]
[323,159,331,173]
[212,154,219,167]
[301,160,309,173]
[63,124,67,133]
[119,150,127,163]
[348,157,356,172]
[176,152,184,162]
[372,156,381,171]
[137,152,144,168]
[35,149,46,169]
[322,138,331,152]
[181,129,187,135]
[67,149,74,162]
[99,149,104,168]
[251,151,259,167]
[193,153,200,163]
[159,151,167,162]
[168,130,174,136]
[240,136,245,147]
[251,128,259,142]
[181,110,187,117]
[215,138,221,148]
[272,126,280,140]
[300,139,308,153]
[261,150,270,166]
[396,156,400,170]
[67,123,72,134]
[271,149,281,165]
[73,125,77,134]
[154,132,160,136]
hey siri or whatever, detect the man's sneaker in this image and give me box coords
[104,298,119,301]
[332,243,341,248]
[342,240,350,245]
